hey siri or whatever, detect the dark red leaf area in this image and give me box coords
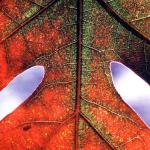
[0,0,150,149]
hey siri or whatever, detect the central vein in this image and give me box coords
[75,0,83,149]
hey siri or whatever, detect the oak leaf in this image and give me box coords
[0,0,150,149]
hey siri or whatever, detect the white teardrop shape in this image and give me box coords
[0,66,45,121]
[110,61,150,128]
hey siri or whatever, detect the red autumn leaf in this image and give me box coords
[0,0,150,149]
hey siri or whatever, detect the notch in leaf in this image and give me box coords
[0,66,45,121]
[110,61,150,128]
